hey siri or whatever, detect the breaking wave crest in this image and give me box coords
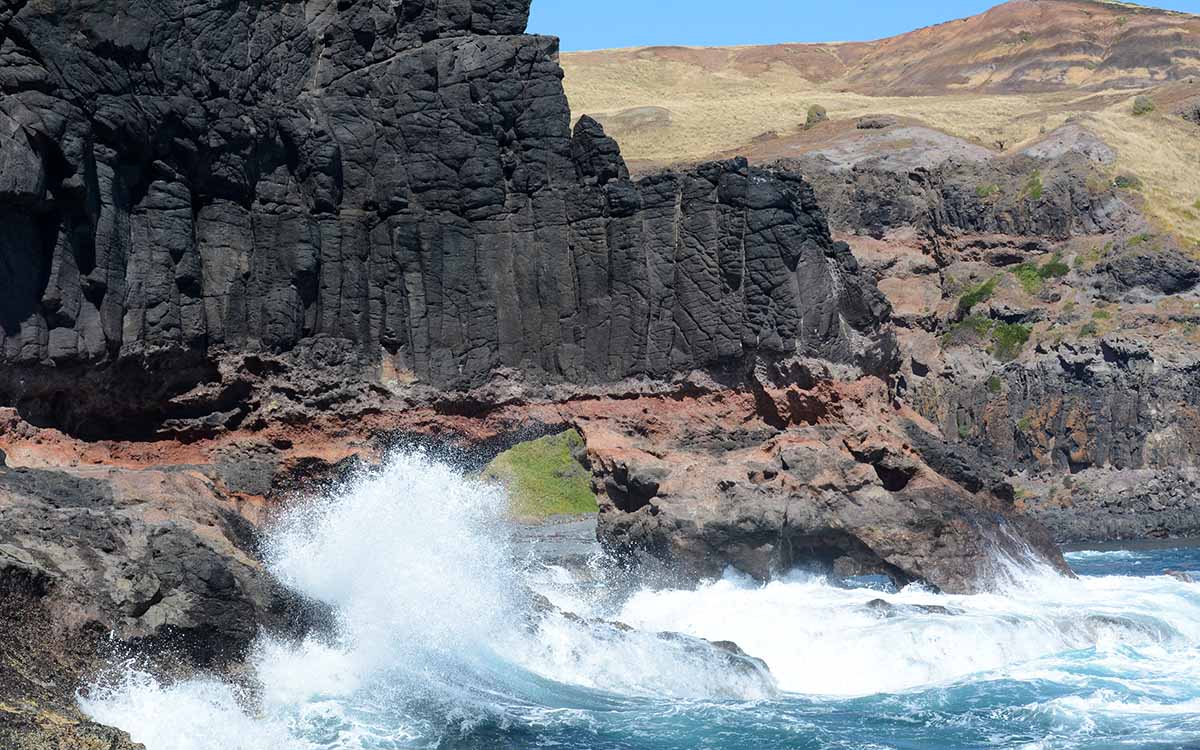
[81,452,1200,750]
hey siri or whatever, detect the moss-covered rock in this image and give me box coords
[483,431,598,520]
[805,104,828,130]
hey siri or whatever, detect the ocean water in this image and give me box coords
[80,452,1200,750]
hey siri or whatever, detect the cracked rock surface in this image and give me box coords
[0,0,891,439]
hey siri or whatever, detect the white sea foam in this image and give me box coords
[79,451,1200,749]
[611,563,1200,697]
[81,670,301,750]
[81,452,777,750]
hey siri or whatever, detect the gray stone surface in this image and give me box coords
[0,0,893,437]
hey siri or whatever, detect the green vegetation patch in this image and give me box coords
[1011,254,1069,294]
[1023,170,1044,201]
[987,375,1003,394]
[976,183,1002,200]
[1132,95,1156,116]
[944,315,1032,363]
[1127,232,1154,248]
[1114,174,1143,190]
[1042,256,1070,279]
[957,276,998,315]
[993,323,1033,362]
[1093,308,1112,321]
[1012,264,1044,294]
[483,430,598,520]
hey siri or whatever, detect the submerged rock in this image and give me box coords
[865,599,961,618]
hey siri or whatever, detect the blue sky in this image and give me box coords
[528,0,1200,51]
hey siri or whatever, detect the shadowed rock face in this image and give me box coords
[0,0,892,438]
[0,465,328,666]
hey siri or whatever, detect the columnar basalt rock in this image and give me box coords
[0,0,892,439]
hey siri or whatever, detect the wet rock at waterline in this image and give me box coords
[0,465,331,666]
[578,377,1068,595]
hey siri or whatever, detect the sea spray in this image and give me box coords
[613,563,1200,697]
[82,451,778,749]
[79,453,1200,749]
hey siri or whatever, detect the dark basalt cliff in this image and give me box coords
[0,0,891,438]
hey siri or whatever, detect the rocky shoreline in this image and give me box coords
[0,0,1197,746]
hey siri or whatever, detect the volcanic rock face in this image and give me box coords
[0,7,1076,743]
[787,142,1128,242]
[0,464,324,664]
[577,373,1066,594]
[0,461,328,748]
[910,338,1200,477]
[0,0,891,438]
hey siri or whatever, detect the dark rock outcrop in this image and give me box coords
[0,461,335,748]
[776,122,1128,246]
[791,150,1128,242]
[1096,247,1200,301]
[0,0,891,439]
[1025,467,1200,543]
[0,465,328,666]
[579,377,1068,595]
[911,337,1200,477]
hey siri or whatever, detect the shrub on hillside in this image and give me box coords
[1132,96,1156,116]
[1114,174,1142,190]
[805,104,828,130]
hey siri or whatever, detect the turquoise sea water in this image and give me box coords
[82,454,1200,750]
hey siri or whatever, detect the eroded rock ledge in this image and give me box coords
[0,0,891,439]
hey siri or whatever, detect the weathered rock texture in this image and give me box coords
[0,0,891,439]
[911,337,1200,477]
[1025,467,1200,543]
[0,461,329,750]
[785,133,1128,242]
[0,465,324,665]
[577,371,1066,593]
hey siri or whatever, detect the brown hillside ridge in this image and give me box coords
[562,0,1200,242]
[566,0,1200,97]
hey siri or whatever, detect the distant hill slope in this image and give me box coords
[560,0,1200,243]
[566,0,1200,97]
[836,0,1199,94]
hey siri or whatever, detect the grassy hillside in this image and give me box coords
[560,0,1200,244]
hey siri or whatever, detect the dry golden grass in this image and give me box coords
[560,55,1200,245]
[562,56,1068,162]
[1086,98,1200,245]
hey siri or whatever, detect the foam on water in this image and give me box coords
[80,452,1200,750]
[609,566,1200,695]
[81,452,776,749]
